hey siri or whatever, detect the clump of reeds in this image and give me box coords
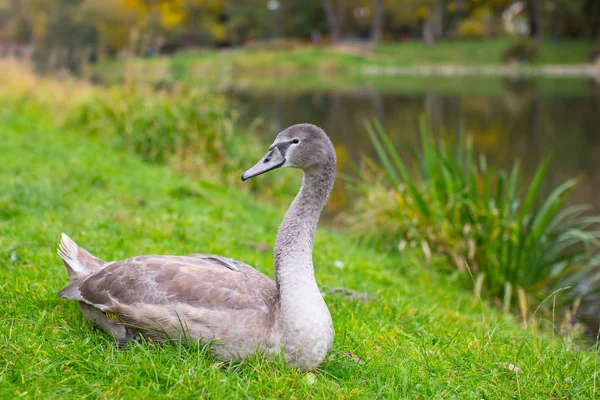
[350,119,600,321]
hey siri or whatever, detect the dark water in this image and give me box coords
[229,77,600,214]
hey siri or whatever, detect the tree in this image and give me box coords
[529,0,543,42]
[284,0,328,41]
[28,0,98,72]
[120,0,228,49]
[226,0,270,43]
[383,0,444,47]
[370,0,383,47]
[414,0,443,47]
[582,0,600,44]
[81,0,142,54]
[323,0,346,43]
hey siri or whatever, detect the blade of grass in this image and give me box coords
[364,120,401,187]
[370,120,432,219]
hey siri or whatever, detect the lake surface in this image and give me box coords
[228,76,600,215]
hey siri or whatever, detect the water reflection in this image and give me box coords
[229,77,600,213]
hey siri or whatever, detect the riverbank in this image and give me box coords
[1,71,598,397]
[87,39,598,89]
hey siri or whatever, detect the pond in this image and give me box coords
[228,76,600,217]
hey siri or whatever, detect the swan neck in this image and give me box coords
[274,162,335,288]
[271,145,336,369]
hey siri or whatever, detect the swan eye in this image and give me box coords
[292,139,300,144]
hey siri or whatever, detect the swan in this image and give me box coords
[57,123,336,370]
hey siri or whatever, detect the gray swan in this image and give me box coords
[57,123,336,370]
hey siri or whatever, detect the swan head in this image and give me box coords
[241,124,335,181]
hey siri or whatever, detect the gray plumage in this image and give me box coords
[57,124,336,370]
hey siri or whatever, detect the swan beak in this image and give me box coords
[241,146,286,181]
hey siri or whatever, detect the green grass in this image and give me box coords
[87,38,596,91]
[1,87,599,398]
[89,59,594,97]
[375,39,594,66]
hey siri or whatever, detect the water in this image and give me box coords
[228,77,600,214]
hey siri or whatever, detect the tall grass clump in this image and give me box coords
[0,59,300,198]
[64,84,302,196]
[351,119,600,319]
[66,85,255,178]
[0,59,95,117]
[0,60,256,179]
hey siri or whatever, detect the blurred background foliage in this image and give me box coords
[0,0,599,72]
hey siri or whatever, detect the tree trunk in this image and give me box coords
[423,18,435,48]
[430,1,444,39]
[369,0,383,48]
[530,0,544,43]
[323,0,346,44]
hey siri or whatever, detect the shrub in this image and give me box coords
[65,85,259,181]
[503,38,538,63]
[457,19,487,39]
[350,119,600,318]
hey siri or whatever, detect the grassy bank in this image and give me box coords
[88,39,597,90]
[0,60,301,201]
[0,75,599,398]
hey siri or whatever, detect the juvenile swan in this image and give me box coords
[57,124,336,370]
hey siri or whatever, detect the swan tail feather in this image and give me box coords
[57,233,106,281]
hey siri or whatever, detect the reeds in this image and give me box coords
[352,119,600,317]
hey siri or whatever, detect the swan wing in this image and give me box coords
[75,254,277,315]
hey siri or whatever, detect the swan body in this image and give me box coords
[57,124,336,370]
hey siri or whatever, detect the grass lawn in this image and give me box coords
[0,101,599,398]
[374,39,594,66]
[88,38,596,89]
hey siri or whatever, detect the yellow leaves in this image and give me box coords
[457,18,487,38]
[211,21,227,42]
[32,13,48,39]
[121,0,148,12]
[203,0,228,15]
[97,22,132,50]
[121,0,185,29]
[159,1,184,28]
[473,5,492,18]
[116,0,228,40]
[83,0,143,50]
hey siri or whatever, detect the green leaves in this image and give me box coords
[359,119,600,318]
